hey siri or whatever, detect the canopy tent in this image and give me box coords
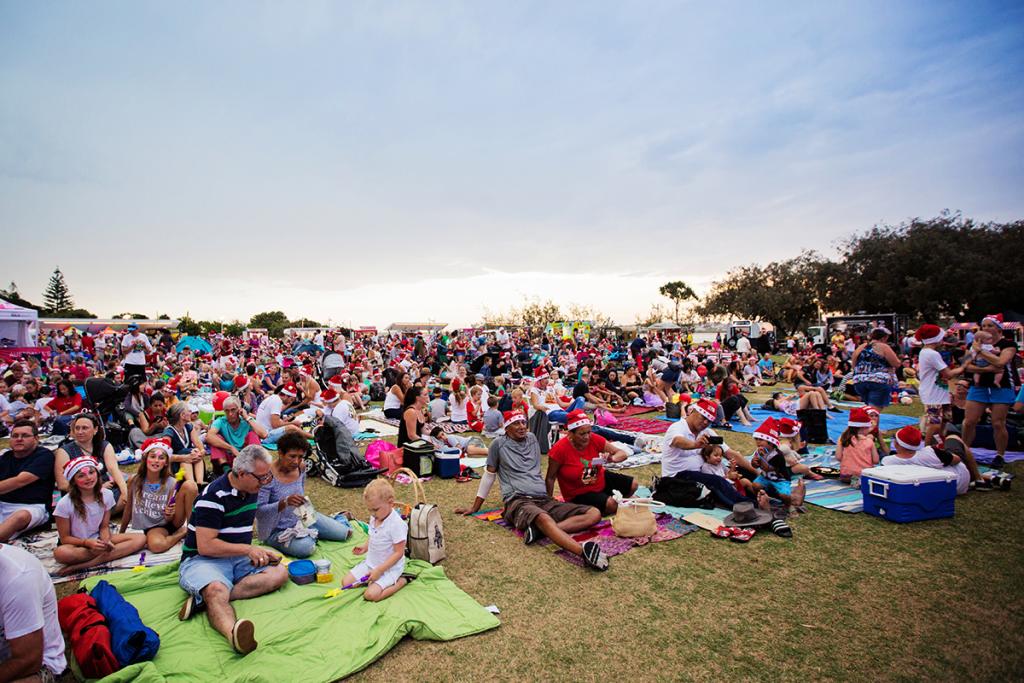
[175,335,213,353]
[0,300,39,347]
[647,322,682,331]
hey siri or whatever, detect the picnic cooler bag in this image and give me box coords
[402,439,435,477]
[860,465,957,523]
[611,497,658,537]
[435,448,461,479]
[392,467,446,564]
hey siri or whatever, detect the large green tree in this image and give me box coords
[659,280,697,323]
[42,267,74,313]
[249,311,290,338]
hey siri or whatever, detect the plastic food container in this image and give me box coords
[288,560,317,585]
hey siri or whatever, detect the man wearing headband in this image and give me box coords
[546,410,637,515]
[455,410,610,571]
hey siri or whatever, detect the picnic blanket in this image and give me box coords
[616,404,660,418]
[375,416,473,435]
[970,447,1024,464]
[356,418,399,437]
[724,406,918,442]
[77,530,499,682]
[470,508,696,567]
[605,451,663,470]
[10,526,181,584]
[633,486,732,522]
[606,417,670,435]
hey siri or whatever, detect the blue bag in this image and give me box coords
[90,580,160,666]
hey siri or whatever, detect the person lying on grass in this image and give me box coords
[545,410,637,516]
[747,418,806,510]
[53,457,146,576]
[455,409,610,571]
[120,438,198,553]
[342,478,411,602]
[423,426,489,457]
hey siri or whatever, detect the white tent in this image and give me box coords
[0,301,39,347]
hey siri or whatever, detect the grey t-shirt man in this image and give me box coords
[485,433,548,501]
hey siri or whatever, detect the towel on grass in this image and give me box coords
[469,508,696,566]
[607,417,671,434]
[77,529,499,682]
[11,526,181,584]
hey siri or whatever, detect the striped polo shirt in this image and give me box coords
[181,473,258,560]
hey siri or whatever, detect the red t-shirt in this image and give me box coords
[548,433,608,501]
[48,393,82,415]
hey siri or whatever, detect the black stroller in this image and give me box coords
[83,376,132,451]
[309,416,386,488]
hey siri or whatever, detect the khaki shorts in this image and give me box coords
[502,495,594,531]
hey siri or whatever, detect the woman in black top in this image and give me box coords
[397,386,427,448]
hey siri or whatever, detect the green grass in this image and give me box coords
[44,388,1024,681]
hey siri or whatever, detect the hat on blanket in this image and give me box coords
[503,409,527,426]
[894,425,923,451]
[320,388,339,403]
[777,418,801,439]
[692,398,718,422]
[723,501,773,528]
[753,418,779,447]
[281,382,298,397]
[915,324,945,345]
[63,456,100,482]
[141,436,173,456]
[566,409,592,431]
[847,407,873,428]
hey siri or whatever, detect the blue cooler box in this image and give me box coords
[435,449,461,479]
[860,465,957,523]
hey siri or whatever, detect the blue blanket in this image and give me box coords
[724,406,918,442]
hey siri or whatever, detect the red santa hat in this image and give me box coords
[503,409,527,426]
[692,398,718,422]
[328,374,345,388]
[847,407,873,428]
[565,409,592,431]
[777,418,801,439]
[233,374,249,389]
[753,418,779,447]
[981,314,1003,329]
[281,382,298,397]
[533,366,548,379]
[63,456,100,482]
[320,388,339,403]
[142,436,173,456]
[894,426,923,451]
[914,324,945,345]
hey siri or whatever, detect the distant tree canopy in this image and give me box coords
[697,213,1023,336]
[659,280,697,323]
[0,282,41,311]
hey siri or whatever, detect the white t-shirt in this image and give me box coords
[120,332,152,365]
[255,394,284,431]
[331,400,361,436]
[449,395,468,422]
[53,488,116,539]
[0,545,67,674]
[735,337,751,354]
[917,347,949,406]
[881,449,969,495]
[662,419,718,477]
[527,385,558,416]
[366,508,408,568]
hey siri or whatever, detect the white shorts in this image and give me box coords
[350,558,405,590]
[0,501,49,538]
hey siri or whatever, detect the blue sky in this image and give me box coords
[2,1,1022,326]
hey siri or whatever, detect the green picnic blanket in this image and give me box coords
[80,527,499,682]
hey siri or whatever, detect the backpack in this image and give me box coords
[392,467,446,564]
[796,408,829,444]
[651,475,715,509]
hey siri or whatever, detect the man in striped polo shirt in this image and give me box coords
[177,445,287,655]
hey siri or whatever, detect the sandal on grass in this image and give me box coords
[728,528,756,543]
[771,517,793,538]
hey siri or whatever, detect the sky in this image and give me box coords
[2,1,1023,327]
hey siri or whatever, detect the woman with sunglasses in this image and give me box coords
[54,413,129,514]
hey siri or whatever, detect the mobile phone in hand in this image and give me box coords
[707,436,724,445]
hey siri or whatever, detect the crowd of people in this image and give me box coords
[1,317,1021,675]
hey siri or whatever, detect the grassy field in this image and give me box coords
[43,385,1024,682]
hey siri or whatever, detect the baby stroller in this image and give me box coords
[309,416,386,488]
[320,350,346,387]
[83,376,131,451]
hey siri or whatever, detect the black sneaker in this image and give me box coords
[523,523,541,545]
[581,541,609,571]
[991,455,1006,469]
[971,478,994,492]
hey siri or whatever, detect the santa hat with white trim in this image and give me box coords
[894,425,923,451]
[777,417,801,439]
[320,388,339,403]
[847,407,873,428]
[63,456,100,482]
[753,418,780,447]
[692,398,718,422]
[142,436,173,456]
[503,409,527,426]
[914,324,945,345]
[281,382,298,397]
[566,409,592,431]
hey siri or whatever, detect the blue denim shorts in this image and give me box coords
[966,386,1016,404]
[179,555,268,603]
[853,381,893,408]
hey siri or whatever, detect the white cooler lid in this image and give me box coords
[861,464,956,484]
